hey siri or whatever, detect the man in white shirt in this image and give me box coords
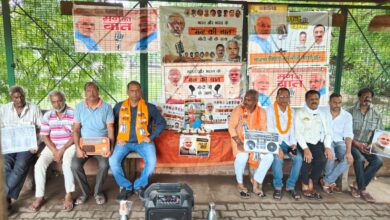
[321,93,354,194]
[0,86,41,211]
[295,90,333,200]
[267,88,302,200]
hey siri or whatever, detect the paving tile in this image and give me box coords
[238,210,256,217]
[228,203,245,210]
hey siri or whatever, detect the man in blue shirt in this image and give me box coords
[74,16,101,51]
[71,82,114,205]
[110,81,166,200]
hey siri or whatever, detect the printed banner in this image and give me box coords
[369,129,390,158]
[248,66,329,107]
[243,130,279,154]
[179,134,211,157]
[202,99,241,130]
[161,104,185,131]
[73,6,158,53]
[159,6,243,63]
[164,63,242,104]
[248,11,331,66]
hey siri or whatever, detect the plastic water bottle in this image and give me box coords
[119,200,132,220]
[207,202,218,220]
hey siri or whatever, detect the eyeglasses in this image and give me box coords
[278,96,290,99]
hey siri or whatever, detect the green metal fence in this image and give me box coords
[1,0,389,129]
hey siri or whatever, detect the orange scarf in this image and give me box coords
[117,98,149,144]
[239,105,261,168]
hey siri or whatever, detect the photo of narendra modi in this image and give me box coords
[369,129,390,158]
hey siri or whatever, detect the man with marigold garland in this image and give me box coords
[267,88,303,200]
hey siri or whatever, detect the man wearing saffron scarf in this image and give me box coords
[228,89,273,199]
[109,81,166,201]
[267,88,302,200]
[295,90,333,200]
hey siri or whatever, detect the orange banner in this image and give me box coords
[188,27,237,35]
[249,51,326,65]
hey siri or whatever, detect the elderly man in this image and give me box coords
[71,82,114,205]
[228,90,273,199]
[347,88,383,203]
[295,90,332,200]
[226,40,241,62]
[249,16,273,53]
[0,86,41,211]
[165,68,186,104]
[225,68,241,99]
[74,16,101,51]
[180,137,196,155]
[267,88,302,200]
[252,74,271,107]
[29,91,75,212]
[109,81,166,201]
[162,13,195,63]
[321,93,354,194]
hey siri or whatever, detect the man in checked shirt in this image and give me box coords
[348,88,383,203]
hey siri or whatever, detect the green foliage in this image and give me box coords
[3,0,123,108]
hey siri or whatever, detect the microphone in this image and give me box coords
[213,84,221,97]
[188,85,196,98]
[115,31,124,50]
[175,40,185,56]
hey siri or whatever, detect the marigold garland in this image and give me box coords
[274,101,291,134]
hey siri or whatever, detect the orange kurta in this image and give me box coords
[228,105,267,157]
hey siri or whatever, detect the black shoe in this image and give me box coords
[7,197,13,215]
[116,188,133,201]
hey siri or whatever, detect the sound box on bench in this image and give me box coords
[143,183,194,220]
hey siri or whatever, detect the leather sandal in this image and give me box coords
[273,189,283,200]
[287,189,301,200]
[349,184,360,198]
[237,186,250,199]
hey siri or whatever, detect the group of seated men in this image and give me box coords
[228,87,384,203]
[0,82,384,215]
[1,81,166,213]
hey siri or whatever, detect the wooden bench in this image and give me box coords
[124,152,143,181]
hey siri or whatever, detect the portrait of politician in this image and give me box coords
[134,15,158,51]
[313,24,326,46]
[249,16,273,54]
[162,13,195,63]
[226,40,241,62]
[74,16,101,52]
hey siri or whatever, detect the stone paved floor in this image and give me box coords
[7,175,390,220]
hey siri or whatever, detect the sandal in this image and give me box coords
[74,195,88,205]
[62,197,74,212]
[95,194,106,205]
[302,190,316,200]
[253,189,266,198]
[311,190,322,200]
[238,186,251,199]
[287,189,301,200]
[28,198,45,212]
[349,184,360,198]
[273,189,283,200]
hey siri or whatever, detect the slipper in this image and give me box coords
[62,198,74,212]
[311,190,322,200]
[349,184,360,198]
[273,189,283,200]
[302,190,315,200]
[74,195,88,205]
[238,187,251,199]
[287,189,301,200]
[95,194,106,205]
[253,189,266,198]
[28,198,45,212]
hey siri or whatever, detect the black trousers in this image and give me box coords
[298,142,327,186]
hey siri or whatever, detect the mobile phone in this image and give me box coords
[287,147,297,155]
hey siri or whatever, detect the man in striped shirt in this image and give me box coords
[29,91,75,212]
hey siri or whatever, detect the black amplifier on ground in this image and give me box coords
[143,183,194,220]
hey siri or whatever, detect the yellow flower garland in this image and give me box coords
[274,101,291,135]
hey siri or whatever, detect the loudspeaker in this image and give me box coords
[144,183,194,220]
